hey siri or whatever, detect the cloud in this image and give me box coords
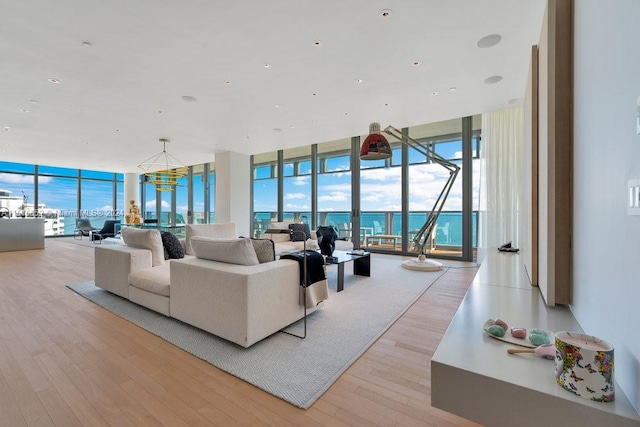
[288,176,309,186]
[0,173,51,184]
[285,203,310,210]
[318,191,348,202]
[284,192,306,200]
[145,200,170,209]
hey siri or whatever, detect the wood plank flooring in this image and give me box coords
[0,237,482,426]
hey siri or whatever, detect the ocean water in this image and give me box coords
[255,211,477,246]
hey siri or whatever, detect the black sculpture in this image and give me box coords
[316,225,338,258]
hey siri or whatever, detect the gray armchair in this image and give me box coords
[74,218,98,240]
[91,219,120,243]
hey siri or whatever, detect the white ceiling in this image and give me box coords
[0,0,545,173]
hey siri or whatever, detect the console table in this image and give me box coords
[431,251,640,426]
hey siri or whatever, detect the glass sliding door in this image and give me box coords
[283,146,311,225]
[316,138,352,238]
[252,152,278,237]
[408,119,464,258]
[360,134,402,251]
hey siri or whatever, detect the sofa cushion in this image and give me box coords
[190,236,260,266]
[121,227,165,267]
[289,223,311,241]
[262,221,292,243]
[185,223,237,255]
[129,264,171,296]
[161,231,185,259]
[250,238,275,263]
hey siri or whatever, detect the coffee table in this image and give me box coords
[325,249,371,292]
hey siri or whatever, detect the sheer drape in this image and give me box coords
[478,107,524,249]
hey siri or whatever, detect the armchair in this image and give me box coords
[91,219,120,243]
[74,218,98,240]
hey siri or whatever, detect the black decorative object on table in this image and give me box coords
[316,225,338,262]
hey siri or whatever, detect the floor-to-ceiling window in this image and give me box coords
[283,146,311,225]
[80,170,117,230]
[252,152,278,236]
[249,115,480,261]
[192,164,206,224]
[208,163,215,223]
[407,119,465,257]
[316,138,352,236]
[37,166,79,236]
[0,161,36,222]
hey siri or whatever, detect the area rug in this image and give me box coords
[67,254,447,409]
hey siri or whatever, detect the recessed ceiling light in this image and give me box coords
[181,95,197,102]
[356,78,363,84]
[484,75,503,84]
[3,126,10,131]
[384,103,390,107]
[477,34,502,48]
[29,99,38,104]
[274,104,280,108]
[81,41,93,47]
[380,9,392,18]
[449,87,457,92]
[47,78,60,84]
[344,112,349,116]
[289,126,295,129]
[273,128,282,132]
[412,60,422,67]
[263,63,271,68]
[224,80,231,85]
[312,93,318,96]
[313,40,322,47]
[19,108,29,113]
[431,91,439,96]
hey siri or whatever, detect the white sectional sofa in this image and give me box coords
[260,221,353,255]
[94,223,326,347]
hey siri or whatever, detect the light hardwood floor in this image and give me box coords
[0,238,482,426]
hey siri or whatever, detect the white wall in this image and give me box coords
[573,0,640,412]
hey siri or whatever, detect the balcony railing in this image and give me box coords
[253,210,478,250]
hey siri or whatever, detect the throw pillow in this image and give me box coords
[120,227,165,267]
[190,236,260,266]
[289,223,311,242]
[160,231,185,259]
[250,238,275,263]
[184,223,238,255]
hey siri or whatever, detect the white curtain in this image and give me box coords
[478,107,524,249]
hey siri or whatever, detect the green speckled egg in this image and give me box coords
[529,333,550,346]
[487,325,505,337]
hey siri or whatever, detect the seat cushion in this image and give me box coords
[128,264,171,296]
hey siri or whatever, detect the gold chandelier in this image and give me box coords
[137,138,189,191]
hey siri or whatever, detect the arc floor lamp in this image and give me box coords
[360,123,460,271]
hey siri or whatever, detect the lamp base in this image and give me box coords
[401,258,443,272]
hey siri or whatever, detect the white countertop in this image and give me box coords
[431,251,640,426]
